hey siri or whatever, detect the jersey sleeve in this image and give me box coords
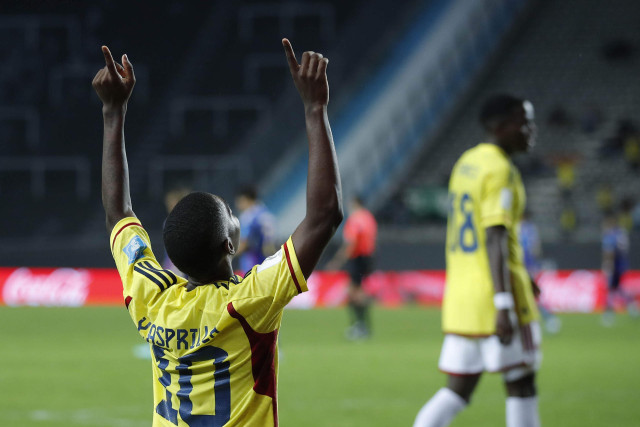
[110,217,179,312]
[228,236,308,333]
[480,164,514,229]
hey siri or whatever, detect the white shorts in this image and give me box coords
[438,322,542,382]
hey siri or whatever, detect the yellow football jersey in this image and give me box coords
[110,217,307,427]
[443,143,539,336]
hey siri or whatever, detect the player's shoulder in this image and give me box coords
[452,143,508,179]
[475,143,510,167]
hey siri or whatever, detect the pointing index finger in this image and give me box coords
[101,46,118,75]
[282,38,298,74]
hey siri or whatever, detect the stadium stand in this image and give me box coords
[0,0,638,269]
[259,0,531,236]
[0,0,412,266]
[382,0,640,245]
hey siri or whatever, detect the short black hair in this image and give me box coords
[479,94,524,131]
[163,192,228,281]
[236,185,258,201]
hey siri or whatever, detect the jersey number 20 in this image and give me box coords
[448,192,478,253]
[153,345,231,426]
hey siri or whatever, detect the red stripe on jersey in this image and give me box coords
[124,296,132,309]
[227,302,279,426]
[283,242,302,294]
[111,221,142,251]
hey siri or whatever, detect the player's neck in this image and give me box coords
[488,140,514,157]
[186,261,234,290]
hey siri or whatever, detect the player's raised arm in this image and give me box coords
[283,38,343,279]
[92,46,137,231]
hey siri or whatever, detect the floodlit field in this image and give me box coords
[0,306,638,426]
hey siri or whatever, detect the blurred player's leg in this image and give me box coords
[414,336,483,426]
[345,256,373,340]
[346,282,370,339]
[413,385,468,427]
[504,374,540,427]
[506,396,540,427]
[603,271,623,326]
[604,287,639,326]
[501,323,541,426]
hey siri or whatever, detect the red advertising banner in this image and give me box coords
[536,270,608,313]
[0,267,639,312]
[0,267,123,307]
[288,270,447,309]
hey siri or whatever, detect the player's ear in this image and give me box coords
[493,118,513,137]
[224,237,236,256]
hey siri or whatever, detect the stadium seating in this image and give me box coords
[0,0,397,265]
[383,0,640,243]
[1,0,638,268]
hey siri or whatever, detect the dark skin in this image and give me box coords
[93,46,135,231]
[283,38,344,279]
[447,103,538,402]
[184,198,240,289]
[488,103,536,347]
[94,40,341,288]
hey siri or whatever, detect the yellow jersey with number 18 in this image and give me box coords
[110,217,307,427]
[442,143,539,336]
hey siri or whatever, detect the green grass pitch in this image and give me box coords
[0,306,638,426]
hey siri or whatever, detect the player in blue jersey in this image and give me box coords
[602,212,637,325]
[519,211,561,334]
[235,186,276,275]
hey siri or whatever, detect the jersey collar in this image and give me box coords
[479,142,513,164]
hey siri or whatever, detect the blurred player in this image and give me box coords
[414,95,541,427]
[601,212,636,325]
[234,186,276,275]
[519,210,561,334]
[328,196,378,339]
[93,39,342,426]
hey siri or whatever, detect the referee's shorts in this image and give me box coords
[346,256,373,286]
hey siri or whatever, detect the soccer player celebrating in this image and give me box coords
[414,95,542,427]
[93,39,342,426]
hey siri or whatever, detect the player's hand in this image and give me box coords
[92,46,136,109]
[282,38,329,108]
[495,309,514,345]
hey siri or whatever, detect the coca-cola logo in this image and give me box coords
[2,268,90,306]
[538,270,600,312]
